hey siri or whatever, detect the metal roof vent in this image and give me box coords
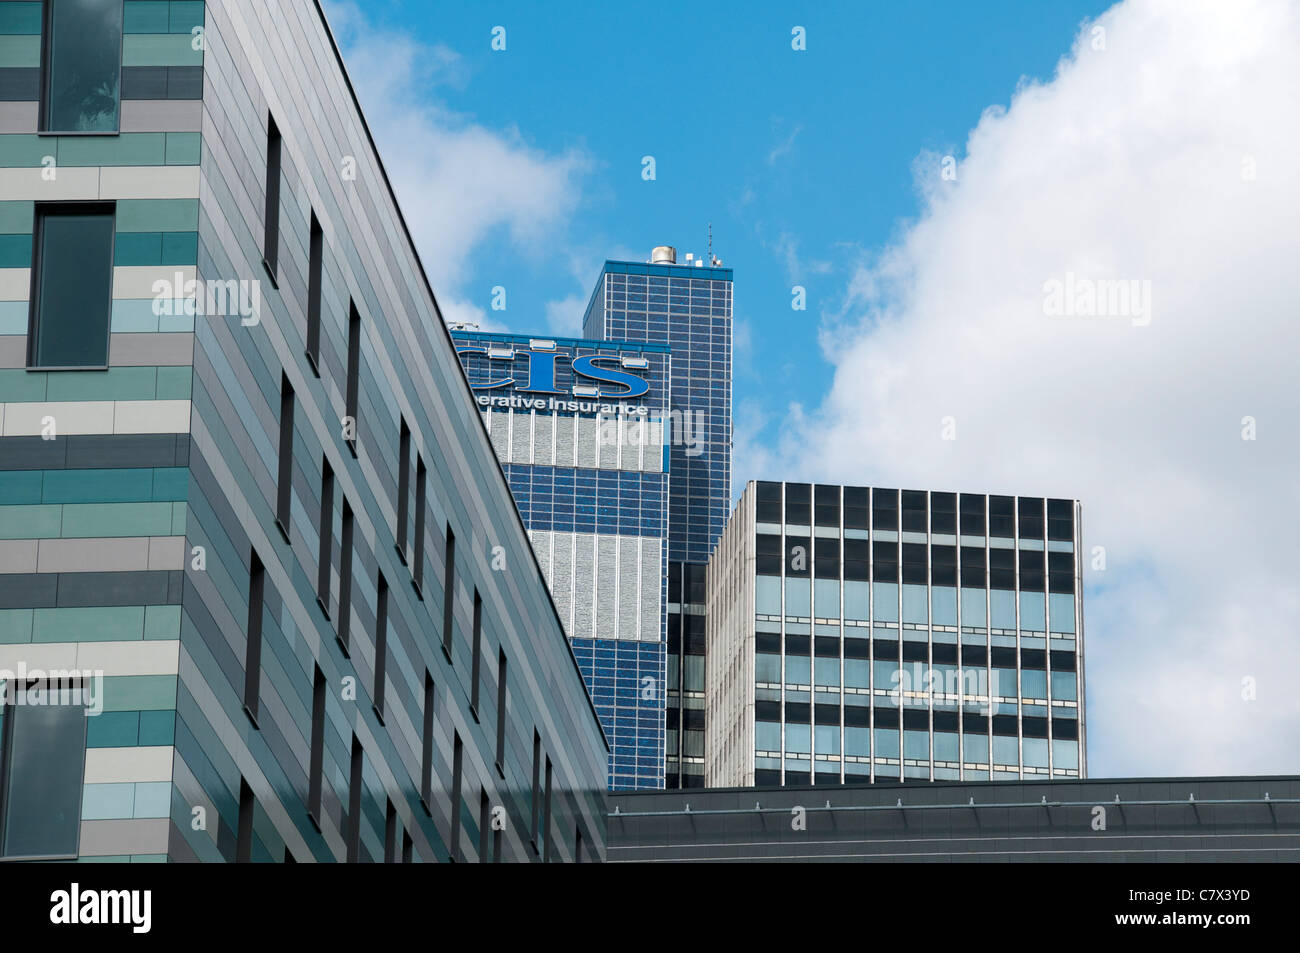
[651,245,676,265]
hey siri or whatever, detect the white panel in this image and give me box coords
[573,533,595,639]
[99,165,200,200]
[489,408,508,461]
[2,400,114,436]
[528,529,550,580]
[596,414,617,469]
[575,416,597,469]
[0,268,31,302]
[596,535,617,639]
[618,536,638,639]
[644,417,663,473]
[550,531,573,639]
[533,413,553,466]
[624,414,644,471]
[640,536,662,641]
[113,399,191,434]
[113,265,196,299]
[511,409,532,464]
[554,414,575,467]
[0,166,98,201]
[83,747,173,784]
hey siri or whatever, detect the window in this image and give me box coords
[470,589,482,717]
[384,799,398,863]
[574,827,583,864]
[236,778,254,862]
[243,551,264,725]
[395,418,410,560]
[412,455,427,594]
[346,734,363,862]
[529,729,541,850]
[41,0,122,133]
[316,458,333,617]
[401,829,413,863]
[275,373,295,538]
[478,787,490,863]
[494,650,507,775]
[337,499,353,655]
[27,203,115,368]
[0,679,87,858]
[263,115,281,278]
[441,526,455,660]
[420,672,434,811]
[373,572,388,721]
[449,732,463,862]
[542,757,553,863]
[345,301,360,454]
[305,212,323,373]
[307,665,326,827]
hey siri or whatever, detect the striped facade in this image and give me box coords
[0,0,607,862]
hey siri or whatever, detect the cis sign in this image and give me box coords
[455,346,650,399]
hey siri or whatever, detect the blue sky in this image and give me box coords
[330,0,1300,779]
[333,0,1111,465]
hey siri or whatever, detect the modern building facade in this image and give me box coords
[707,481,1085,788]
[608,776,1300,862]
[451,329,670,791]
[582,248,733,788]
[0,0,607,862]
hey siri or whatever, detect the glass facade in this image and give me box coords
[453,330,671,790]
[707,481,1085,787]
[583,258,733,788]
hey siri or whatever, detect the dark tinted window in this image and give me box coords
[873,540,898,582]
[989,496,1015,537]
[305,212,323,371]
[1018,497,1045,538]
[29,204,114,368]
[42,0,122,132]
[814,484,840,527]
[960,546,985,587]
[1,684,87,857]
[784,483,811,525]
[755,481,782,522]
[843,486,869,529]
[901,490,927,533]
[872,488,898,530]
[1047,498,1074,541]
[931,492,956,534]
[263,115,281,275]
[959,493,986,536]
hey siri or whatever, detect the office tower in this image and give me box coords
[0,0,605,862]
[707,482,1085,787]
[451,330,670,790]
[583,246,733,788]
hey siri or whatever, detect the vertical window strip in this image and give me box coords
[243,551,265,724]
[316,458,334,616]
[305,212,323,373]
[276,373,295,537]
[263,115,281,277]
[413,455,427,593]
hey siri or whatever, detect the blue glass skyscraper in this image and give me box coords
[582,246,734,787]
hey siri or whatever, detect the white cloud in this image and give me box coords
[745,0,1300,777]
[323,2,589,318]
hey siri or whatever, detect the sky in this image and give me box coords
[323,0,1300,780]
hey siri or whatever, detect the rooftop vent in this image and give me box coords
[651,245,676,265]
